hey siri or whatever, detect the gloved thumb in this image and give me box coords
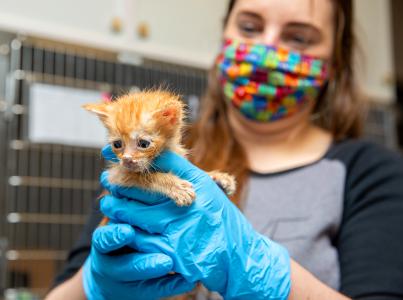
[101,144,119,163]
[153,150,206,182]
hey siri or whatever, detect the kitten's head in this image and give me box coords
[83,90,185,173]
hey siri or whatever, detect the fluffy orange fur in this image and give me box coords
[84,90,236,207]
[84,90,187,158]
[84,90,196,206]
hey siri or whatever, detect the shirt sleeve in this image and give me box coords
[337,142,403,299]
[51,200,103,288]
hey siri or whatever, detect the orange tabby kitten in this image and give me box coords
[83,90,236,209]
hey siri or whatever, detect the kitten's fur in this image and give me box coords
[84,90,236,208]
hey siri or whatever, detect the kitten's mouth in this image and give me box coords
[121,159,147,173]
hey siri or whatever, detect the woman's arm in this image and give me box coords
[288,260,350,300]
[45,258,350,300]
[45,269,86,300]
[48,223,192,300]
[336,142,403,299]
[44,201,101,300]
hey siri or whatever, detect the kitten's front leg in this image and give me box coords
[150,171,236,206]
[147,172,196,206]
[208,171,237,196]
[107,165,195,206]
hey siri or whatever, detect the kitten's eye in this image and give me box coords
[137,139,151,149]
[112,140,123,149]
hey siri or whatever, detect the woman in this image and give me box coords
[46,0,403,299]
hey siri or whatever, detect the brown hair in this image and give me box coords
[187,0,363,207]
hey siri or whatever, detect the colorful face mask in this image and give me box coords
[216,39,329,122]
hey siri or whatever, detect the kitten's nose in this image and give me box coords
[122,155,139,170]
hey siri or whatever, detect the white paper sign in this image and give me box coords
[28,83,108,148]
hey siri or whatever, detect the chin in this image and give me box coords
[120,163,145,173]
[227,103,314,134]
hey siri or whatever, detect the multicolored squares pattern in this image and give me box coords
[216,39,329,122]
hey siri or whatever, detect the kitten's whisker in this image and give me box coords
[148,161,160,173]
[144,167,151,176]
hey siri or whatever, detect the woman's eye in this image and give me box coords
[282,28,319,50]
[288,34,313,47]
[240,22,259,33]
[112,140,123,149]
[137,139,151,149]
[237,20,264,37]
[291,35,308,44]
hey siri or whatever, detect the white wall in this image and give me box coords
[355,0,395,103]
[131,0,227,64]
[0,0,115,34]
[0,0,396,102]
[0,0,228,68]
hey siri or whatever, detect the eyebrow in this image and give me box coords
[236,11,264,20]
[286,22,321,33]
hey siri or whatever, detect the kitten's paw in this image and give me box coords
[170,179,195,206]
[208,171,237,196]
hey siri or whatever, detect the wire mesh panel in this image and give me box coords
[0,38,207,298]
[0,42,10,297]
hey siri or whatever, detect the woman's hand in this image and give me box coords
[83,222,194,300]
[99,145,291,299]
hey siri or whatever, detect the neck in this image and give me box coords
[227,106,332,173]
[228,106,313,148]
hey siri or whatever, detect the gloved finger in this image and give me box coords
[152,150,208,182]
[129,228,172,254]
[132,274,195,299]
[92,223,136,254]
[101,144,119,163]
[131,224,217,281]
[100,194,184,233]
[129,229,196,281]
[93,251,174,281]
[100,171,166,204]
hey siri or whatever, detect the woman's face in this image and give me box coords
[223,0,336,134]
[224,0,335,59]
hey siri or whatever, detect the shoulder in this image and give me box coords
[326,139,403,214]
[326,139,402,166]
[325,139,403,183]
[332,141,403,298]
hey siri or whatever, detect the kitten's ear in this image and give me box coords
[82,102,110,121]
[153,105,181,127]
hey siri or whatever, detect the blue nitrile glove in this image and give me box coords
[82,222,195,300]
[99,144,291,300]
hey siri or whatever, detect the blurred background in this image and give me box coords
[0,0,401,299]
